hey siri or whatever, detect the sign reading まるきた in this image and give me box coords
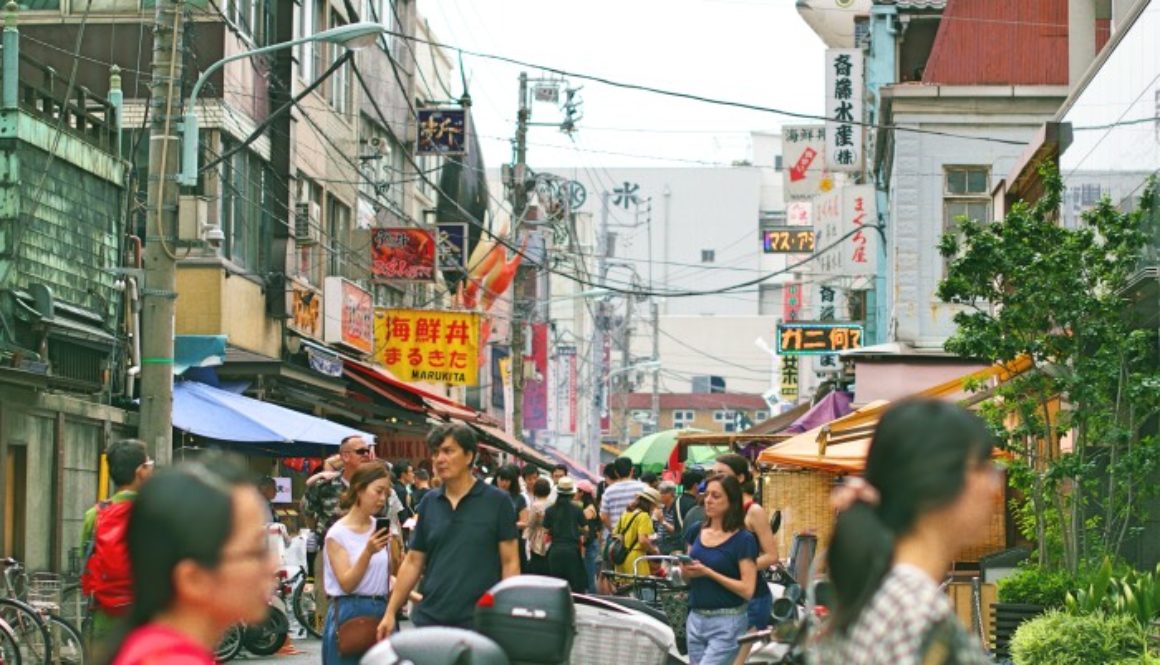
[375,309,480,386]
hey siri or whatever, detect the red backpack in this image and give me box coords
[81,500,135,614]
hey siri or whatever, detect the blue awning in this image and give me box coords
[173,380,374,455]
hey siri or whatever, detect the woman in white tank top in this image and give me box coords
[322,461,393,664]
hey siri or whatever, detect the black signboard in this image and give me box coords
[762,227,816,254]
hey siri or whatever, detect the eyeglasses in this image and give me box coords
[350,448,372,457]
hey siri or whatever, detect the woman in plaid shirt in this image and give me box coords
[811,400,1000,665]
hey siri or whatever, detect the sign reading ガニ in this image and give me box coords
[375,309,479,385]
[824,49,863,172]
[776,322,864,356]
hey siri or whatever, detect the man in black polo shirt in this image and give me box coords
[378,423,519,636]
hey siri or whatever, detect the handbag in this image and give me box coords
[336,603,380,657]
[604,511,644,566]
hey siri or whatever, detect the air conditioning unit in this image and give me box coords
[177,195,209,241]
[294,201,322,245]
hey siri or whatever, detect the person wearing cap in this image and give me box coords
[543,477,588,593]
[612,486,661,581]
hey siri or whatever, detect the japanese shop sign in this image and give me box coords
[323,278,373,354]
[287,281,322,338]
[787,201,812,227]
[812,286,847,372]
[777,322,864,356]
[824,49,863,172]
[814,185,877,277]
[558,345,578,433]
[416,108,467,156]
[780,356,799,402]
[436,223,468,272]
[782,282,805,323]
[371,228,437,281]
[523,323,549,431]
[782,125,828,200]
[375,308,480,386]
[762,227,816,254]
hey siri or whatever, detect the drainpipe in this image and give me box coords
[108,65,123,158]
[3,2,19,110]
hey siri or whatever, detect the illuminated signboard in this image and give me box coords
[762,227,816,254]
[776,322,863,356]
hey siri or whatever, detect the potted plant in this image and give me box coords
[992,565,1079,659]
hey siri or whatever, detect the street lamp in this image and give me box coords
[178,21,387,186]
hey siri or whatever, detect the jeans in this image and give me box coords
[583,543,599,594]
[322,596,387,665]
[747,592,773,629]
[686,609,747,665]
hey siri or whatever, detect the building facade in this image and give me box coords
[611,392,770,443]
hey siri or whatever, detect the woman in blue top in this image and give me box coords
[682,475,758,665]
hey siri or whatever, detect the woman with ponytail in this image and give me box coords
[102,459,278,665]
[811,399,1000,665]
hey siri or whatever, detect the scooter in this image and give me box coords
[213,571,293,661]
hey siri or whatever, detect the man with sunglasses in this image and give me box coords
[302,435,375,630]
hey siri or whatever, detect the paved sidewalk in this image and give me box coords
[236,635,321,664]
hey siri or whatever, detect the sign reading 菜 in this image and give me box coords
[777,322,864,356]
[781,125,827,200]
[416,108,467,156]
[824,49,863,172]
[323,277,373,354]
[813,185,877,277]
[371,228,436,281]
[762,227,816,254]
[374,308,480,386]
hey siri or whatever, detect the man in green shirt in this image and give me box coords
[80,439,153,646]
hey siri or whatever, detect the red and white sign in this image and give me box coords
[814,185,877,277]
[782,125,828,201]
[781,282,805,322]
[323,277,374,354]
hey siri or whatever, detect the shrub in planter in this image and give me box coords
[1010,610,1151,665]
[999,565,1084,608]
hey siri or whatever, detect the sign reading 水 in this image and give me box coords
[776,322,864,356]
[824,49,863,172]
[375,308,480,386]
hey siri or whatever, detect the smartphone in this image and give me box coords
[374,517,391,534]
[675,554,694,565]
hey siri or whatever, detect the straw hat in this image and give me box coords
[636,486,662,506]
[556,476,576,495]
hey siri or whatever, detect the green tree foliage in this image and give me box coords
[938,163,1159,571]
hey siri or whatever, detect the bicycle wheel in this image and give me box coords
[0,599,50,665]
[0,617,23,665]
[54,587,86,639]
[43,616,82,665]
[241,607,288,656]
[291,577,320,639]
[214,625,243,663]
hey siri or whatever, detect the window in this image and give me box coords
[701,249,715,263]
[359,117,406,212]
[296,179,324,285]
[328,10,350,114]
[297,0,317,82]
[326,196,352,278]
[364,0,395,54]
[416,153,442,202]
[754,411,768,422]
[943,166,991,273]
[672,410,695,428]
[774,155,783,171]
[713,410,737,423]
[219,138,269,271]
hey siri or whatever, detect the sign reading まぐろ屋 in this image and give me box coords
[375,309,480,386]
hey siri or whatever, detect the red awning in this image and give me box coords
[469,422,555,470]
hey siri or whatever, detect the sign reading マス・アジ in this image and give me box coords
[776,322,864,356]
[762,227,816,254]
[374,308,480,386]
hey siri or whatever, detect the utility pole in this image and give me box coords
[619,299,633,445]
[138,0,184,465]
[588,191,610,474]
[509,72,530,441]
[650,300,660,434]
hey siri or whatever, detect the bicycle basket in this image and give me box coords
[28,572,62,611]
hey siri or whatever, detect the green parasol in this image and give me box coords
[686,444,731,467]
[621,428,707,474]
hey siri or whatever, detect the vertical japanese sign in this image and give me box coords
[780,356,799,402]
[500,356,514,434]
[558,345,578,433]
[813,286,847,372]
[814,185,877,276]
[523,323,549,431]
[323,278,373,354]
[781,125,828,200]
[825,49,863,172]
[371,228,437,281]
[600,336,612,434]
[781,283,805,322]
[436,223,468,272]
[374,308,480,385]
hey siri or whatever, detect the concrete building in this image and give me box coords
[611,392,770,443]
[0,16,134,571]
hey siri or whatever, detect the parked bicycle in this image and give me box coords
[0,557,85,665]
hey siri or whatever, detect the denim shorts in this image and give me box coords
[747,592,773,630]
[686,607,747,665]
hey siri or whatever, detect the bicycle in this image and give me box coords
[604,554,690,655]
[0,558,85,665]
[286,566,320,639]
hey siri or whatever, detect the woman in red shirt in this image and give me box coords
[99,459,279,665]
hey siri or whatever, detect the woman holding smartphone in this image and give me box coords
[682,475,758,665]
[323,461,393,664]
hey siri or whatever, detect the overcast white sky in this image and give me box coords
[415,0,828,172]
